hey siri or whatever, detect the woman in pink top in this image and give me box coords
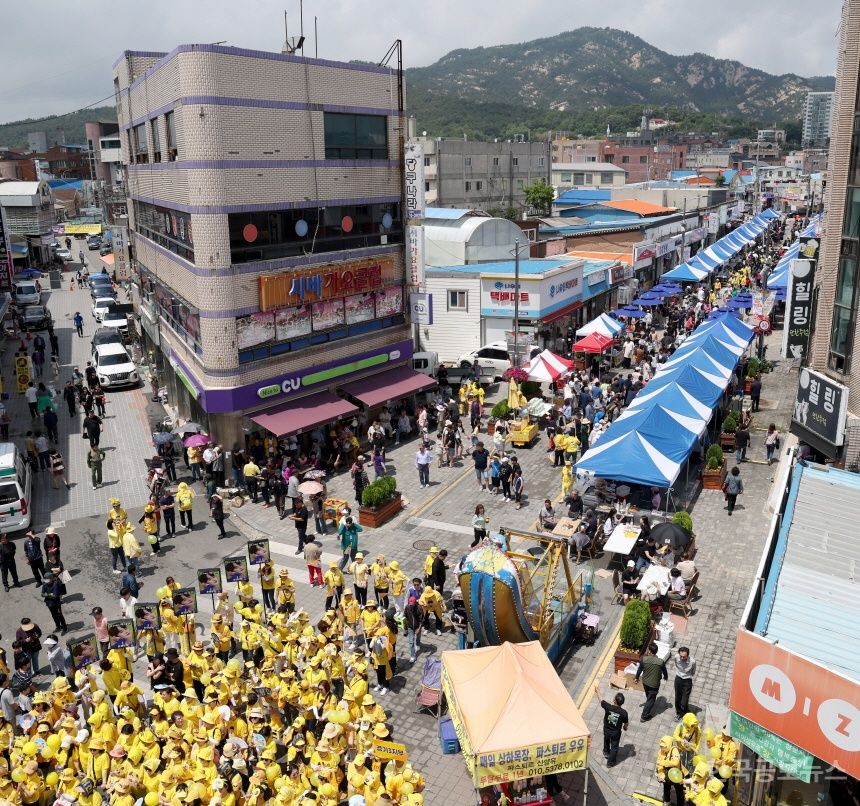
[91,606,109,655]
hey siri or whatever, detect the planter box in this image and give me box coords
[719,432,736,450]
[487,421,496,436]
[358,492,403,528]
[743,378,753,394]
[613,623,655,673]
[702,460,728,490]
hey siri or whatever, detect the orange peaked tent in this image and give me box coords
[441,641,590,788]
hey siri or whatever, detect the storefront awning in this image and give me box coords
[250,391,357,437]
[339,365,437,408]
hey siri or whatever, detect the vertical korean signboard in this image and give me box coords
[0,206,12,292]
[782,259,815,362]
[407,224,425,290]
[110,225,131,282]
[404,143,425,221]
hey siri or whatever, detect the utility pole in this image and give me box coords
[513,238,521,368]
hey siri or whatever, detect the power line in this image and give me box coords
[0,92,117,130]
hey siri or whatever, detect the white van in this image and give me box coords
[0,443,33,533]
[13,281,40,306]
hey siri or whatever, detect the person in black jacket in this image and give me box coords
[210,493,226,538]
[403,596,424,663]
[163,648,186,693]
[431,549,448,595]
[0,534,20,592]
[62,382,77,416]
[23,531,45,585]
[40,572,67,634]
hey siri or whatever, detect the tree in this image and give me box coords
[523,178,554,215]
[714,173,727,187]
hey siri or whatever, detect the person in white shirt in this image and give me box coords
[119,589,138,619]
[25,383,38,418]
[667,568,687,602]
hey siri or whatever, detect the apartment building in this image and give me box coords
[418,137,551,213]
[114,44,418,446]
[802,90,834,148]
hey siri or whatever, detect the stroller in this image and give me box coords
[415,656,445,717]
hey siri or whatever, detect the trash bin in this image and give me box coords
[49,270,61,289]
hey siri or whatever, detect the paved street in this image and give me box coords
[0,267,799,804]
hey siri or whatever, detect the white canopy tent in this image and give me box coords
[575,312,624,338]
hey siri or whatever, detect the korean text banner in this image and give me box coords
[472,739,588,788]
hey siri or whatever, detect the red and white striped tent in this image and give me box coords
[524,349,573,383]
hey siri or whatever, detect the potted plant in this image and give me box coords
[719,412,739,449]
[614,599,654,672]
[744,357,761,394]
[358,476,403,528]
[702,444,727,490]
[671,510,693,535]
[487,400,510,436]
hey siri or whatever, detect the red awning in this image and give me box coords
[339,365,437,408]
[250,391,358,436]
[572,333,614,353]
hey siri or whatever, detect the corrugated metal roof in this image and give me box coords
[0,182,41,196]
[554,189,611,206]
[759,464,860,682]
[601,199,678,215]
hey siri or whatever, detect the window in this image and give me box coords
[423,156,430,167]
[829,257,858,371]
[133,201,194,261]
[621,155,630,164]
[465,181,471,192]
[604,154,614,163]
[493,157,499,166]
[600,172,614,184]
[425,181,430,192]
[150,119,161,163]
[132,124,148,164]
[475,181,482,191]
[165,111,178,161]
[516,179,524,189]
[228,202,402,264]
[139,266,201,354]
[512,157,519,166]
[560,173,572,182]
[585,174,593,184]
[464,157,472,167]
[448,290,468,310]
[323,112,388,160]
[538,157,545,166]
[639,155,648,164]
[573,173,585,185]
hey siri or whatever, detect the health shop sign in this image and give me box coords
[728,712,813,783]
[729,629,860,780]
[0,206,11,291]
[407,224,425,289]
[782,259,815,362]
[404,142,425,220]
[790,368,849,455]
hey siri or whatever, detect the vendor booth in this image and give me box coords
[441,641,590,805]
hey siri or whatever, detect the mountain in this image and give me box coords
[0,106,117,149]
[406,28,834,138]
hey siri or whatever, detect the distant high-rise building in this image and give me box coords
[802,91,834,148]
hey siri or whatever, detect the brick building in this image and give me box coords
[810,1,860,402]
[114,44,420,445]
[599,140,687,183]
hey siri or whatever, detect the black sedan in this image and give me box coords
[21,305,53,330]
[99,243,112,256]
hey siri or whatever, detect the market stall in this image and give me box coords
[441,641,590,805]
[570,332,614,372]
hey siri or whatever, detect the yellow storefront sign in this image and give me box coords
[15,354,31,393]
[471,738,588,788]
[62,224,103,235]
[373,739,408,762]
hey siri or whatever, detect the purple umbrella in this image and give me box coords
[183,434,211,448]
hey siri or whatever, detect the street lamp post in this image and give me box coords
[513,238,521,368]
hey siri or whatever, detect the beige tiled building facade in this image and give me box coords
[113,45,411,444]
[810,2,860,402]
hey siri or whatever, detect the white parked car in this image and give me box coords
[457,342,514,379]
[94,343,139,388]
[92,296,115,321]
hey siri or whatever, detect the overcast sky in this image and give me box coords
[0,0,843,125]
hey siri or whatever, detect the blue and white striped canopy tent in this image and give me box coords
[613,402,708,443]
[658,347,736,384]
[574,430,685,487]
[643,362,728,409]
[667,334,745,372]
[575,312,624,338]
[766,214,823,289]
[624,382,713,421]
[662,212,778,282]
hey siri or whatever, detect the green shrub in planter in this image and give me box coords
[491,401,510,420]
[746,357,761,377]
[619,599,652,652]
[721,413,739,433]
[672,510,693,534]
[520,381,542,399]
[705,444,724,470]
[360,476,398,508]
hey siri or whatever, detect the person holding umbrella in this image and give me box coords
[299,480,326,531]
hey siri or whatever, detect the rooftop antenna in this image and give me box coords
[300,0,305,56]
[281,9,305,55]
[314,15,318,58]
